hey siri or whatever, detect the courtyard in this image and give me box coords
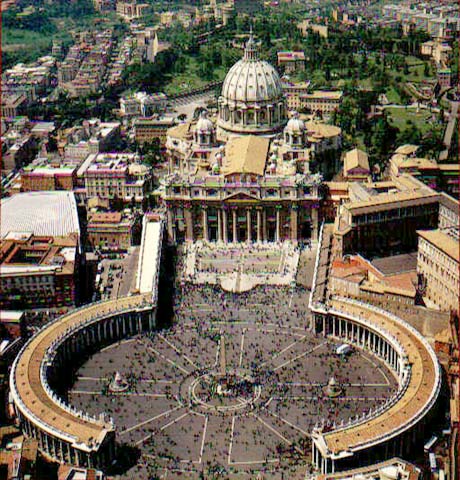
[69,285,398,479]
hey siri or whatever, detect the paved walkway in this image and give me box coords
[439,101,459,161]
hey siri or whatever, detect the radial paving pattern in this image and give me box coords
[69,287,398,479]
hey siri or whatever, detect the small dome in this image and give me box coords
[286,111,305,133]
[195,110,214,133]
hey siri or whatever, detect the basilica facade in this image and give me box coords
[159,35,339,244]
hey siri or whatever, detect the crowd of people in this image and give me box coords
[67,270,398,479]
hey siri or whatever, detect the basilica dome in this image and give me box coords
[217,33,287,138]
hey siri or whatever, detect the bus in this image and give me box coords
[336,344,352,356]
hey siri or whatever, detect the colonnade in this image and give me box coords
[16,409,115,468]
[312,313,408,382]
[168,205,319,243]
[310,309,411,474]
[50,309,155,376]
[11,304,156,470]
[311,422,425,475]
[308,299,440,475]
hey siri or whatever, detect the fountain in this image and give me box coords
[108,371,129,393]
[323,376,343,398]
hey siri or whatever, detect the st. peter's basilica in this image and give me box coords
[159,33,342,244]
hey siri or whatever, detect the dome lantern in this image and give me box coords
[243,29,259,62]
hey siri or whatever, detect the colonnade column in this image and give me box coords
[232,209,237,243]
[257,209,262,242]
[246,209,252,243]
[202,208,208,241]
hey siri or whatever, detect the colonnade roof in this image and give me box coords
[323,298,439,455]
[12,294,151,448]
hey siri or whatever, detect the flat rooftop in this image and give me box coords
[418,229,459,262]
[371,253,418,275]
[136,219,162,295]
[1,192,80,240]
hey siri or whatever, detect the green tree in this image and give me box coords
[424,63,430,77]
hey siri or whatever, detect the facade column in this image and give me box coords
[223,209,228,243]
[275,209,280,242]
[263,209,267,241]
[257,209,262,242]
[246,209,252,243]
[311,206,319,242]
[217,209,222,242]
[290,207,298,241]
[202,208,208,241]
[184,208,193,242]
[167,209,174,242]
[232,209,237,243]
